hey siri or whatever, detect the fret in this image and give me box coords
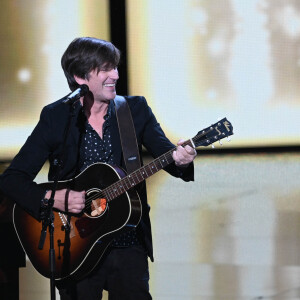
[137,170,144,183]
[118,183,125,194]
[133,173,140,183]
[131,174,137,184]
[124,178,131,190]
[135,169,143,181]
[160,156,168,167]
[102,190,109,201]
[164,153,173,164]
[153,160,160,171]
[113,186,118,194]
[141,168,147,179]
[158,158,164,168]
[123,177,130,190]
[143,166,149,177]
[117,185,123,196]
[109,186,118,199]
[129,176,135,187]
[149,163,156,173]
[147,165,154,175]
[131,175,137,186]
[104,189,113,202]
[128,175,136,187]
[140,168,147,179]
[112,187,119,198]
[134,174,140,184]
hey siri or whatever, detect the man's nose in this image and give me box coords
[110,68,119,79]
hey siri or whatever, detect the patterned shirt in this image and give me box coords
[81,108,114,170]
[81,105,140,247]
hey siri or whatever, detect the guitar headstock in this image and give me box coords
[192,118,234,148]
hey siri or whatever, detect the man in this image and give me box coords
[0,37,196,299]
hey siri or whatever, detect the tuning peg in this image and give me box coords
[219,140,223,146]
[227,137,231,142]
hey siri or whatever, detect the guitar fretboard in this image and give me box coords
[103,139,194,201]
[84,118,233,207]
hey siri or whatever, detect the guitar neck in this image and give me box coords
[103,139,194,201]
[88,118,234,202]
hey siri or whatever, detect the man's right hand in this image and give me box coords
[46,189,85,214]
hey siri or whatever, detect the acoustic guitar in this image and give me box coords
[13,118,233,282]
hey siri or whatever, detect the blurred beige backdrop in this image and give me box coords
[0,0,299,299]
[0,0,299,160]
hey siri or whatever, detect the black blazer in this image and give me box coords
[0,95,194,260]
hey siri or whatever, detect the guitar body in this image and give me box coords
[13,163,142,282]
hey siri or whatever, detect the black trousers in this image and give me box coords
[57,245,152,300]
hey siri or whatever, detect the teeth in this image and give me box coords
[104,84,115,87]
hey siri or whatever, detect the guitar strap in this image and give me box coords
[114,95,141,173]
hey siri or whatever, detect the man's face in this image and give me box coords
[77,66,119,102]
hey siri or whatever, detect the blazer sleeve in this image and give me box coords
[135,97,194,182]
[0,106,54,220]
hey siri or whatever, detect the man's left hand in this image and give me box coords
[172,139,197,168]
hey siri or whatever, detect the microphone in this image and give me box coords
[63,84,89,105]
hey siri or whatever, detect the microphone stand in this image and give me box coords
[38,100,78,300]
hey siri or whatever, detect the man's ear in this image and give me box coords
[74,75,87,85]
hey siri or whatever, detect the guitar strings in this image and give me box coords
[83,150,175,208]
[82,133,211,213]
[82,125,229,213]
[82,138,199,211]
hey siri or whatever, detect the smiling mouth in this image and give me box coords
[104,83,116,87]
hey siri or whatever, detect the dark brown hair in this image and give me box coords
[61,37,121,91]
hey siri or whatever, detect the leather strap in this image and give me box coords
[65,188,70,213]
[114,96,141,173]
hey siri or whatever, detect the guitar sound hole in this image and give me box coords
[85,188,108,218]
